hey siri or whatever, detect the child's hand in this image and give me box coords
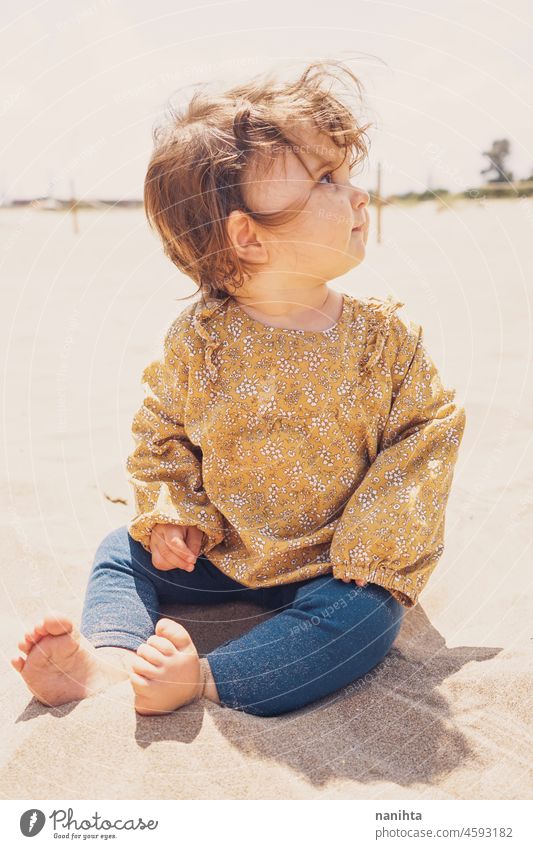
[340,577,368,587]
[150,523,204,572]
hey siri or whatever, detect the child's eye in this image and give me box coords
[318,171,334,185]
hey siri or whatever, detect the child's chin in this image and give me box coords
[349,238,366,256]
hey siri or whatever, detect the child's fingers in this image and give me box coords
[150,537,178,571]
[156,526,196,563]
[165,529,197,562]
[184,525,204,557]
[151,535,195,572]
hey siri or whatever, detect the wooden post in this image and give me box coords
[69,177,79,234]
[375,161,382,244]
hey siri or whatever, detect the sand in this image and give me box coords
[1,198,531,799]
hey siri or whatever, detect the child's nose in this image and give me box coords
[351,186,370,206]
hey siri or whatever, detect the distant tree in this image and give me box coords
[481,139,513,183]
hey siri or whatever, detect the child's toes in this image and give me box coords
[131,655,159,680]
[145,634,175,656]
[129,669,151,691]
[136,642,166,666]
[155,618,193,651]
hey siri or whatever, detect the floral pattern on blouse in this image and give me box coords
[125,291,466,608]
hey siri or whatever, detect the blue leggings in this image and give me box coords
[79,526,405,717]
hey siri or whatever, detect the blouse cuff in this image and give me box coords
[331,559,421,609]
[128,509,226,558]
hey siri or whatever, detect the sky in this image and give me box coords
[1,0,531,200]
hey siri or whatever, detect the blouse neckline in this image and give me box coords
[228,292,348,336]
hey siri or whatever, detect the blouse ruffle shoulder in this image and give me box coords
[357,294,411,374]
[188,295,232,384]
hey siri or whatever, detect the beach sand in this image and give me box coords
[1,198,531,799]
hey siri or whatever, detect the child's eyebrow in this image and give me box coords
[310,153,346,176]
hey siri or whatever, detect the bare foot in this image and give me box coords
[129,618,202,716]
[10,612,134,707]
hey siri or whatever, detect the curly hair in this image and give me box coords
[144,58,373,304]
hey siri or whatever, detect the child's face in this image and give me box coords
[243,125,370,286]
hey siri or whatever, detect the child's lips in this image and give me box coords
[352,219,368,235]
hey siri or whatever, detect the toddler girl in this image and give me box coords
[11,59,466,717]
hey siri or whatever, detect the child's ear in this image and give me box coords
[226,209,268,263]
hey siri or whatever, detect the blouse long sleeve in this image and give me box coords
[125,321,226,556]
[329,315,466,608]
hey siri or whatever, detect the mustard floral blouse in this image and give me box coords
[125,291,466,608]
